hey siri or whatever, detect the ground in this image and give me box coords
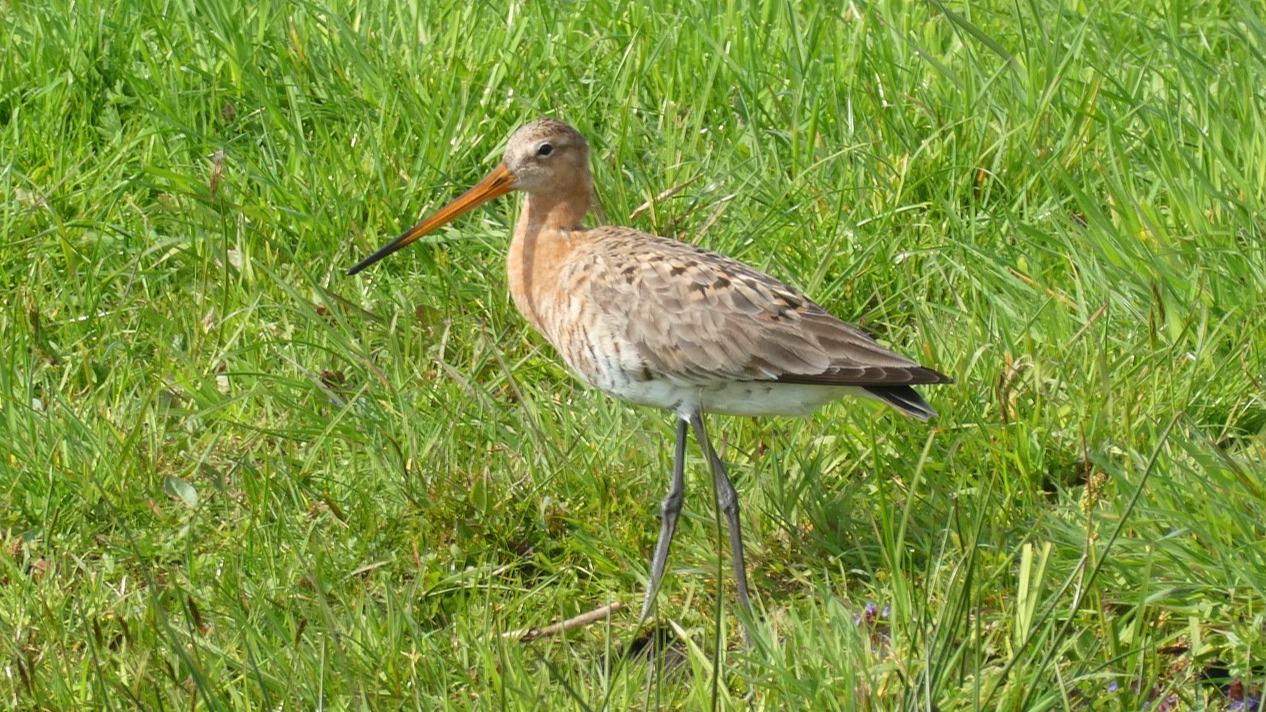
[2,0,1264,709]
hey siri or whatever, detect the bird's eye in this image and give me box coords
[536,142,553,157]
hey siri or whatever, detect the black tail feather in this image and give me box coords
[863,385,937,421]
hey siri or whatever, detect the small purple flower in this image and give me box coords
[864,601,878,624]
[881,605,890,619]
[855,601,881,626]
[1106,681,1119,693]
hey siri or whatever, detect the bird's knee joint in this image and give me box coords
[717,492,739,514]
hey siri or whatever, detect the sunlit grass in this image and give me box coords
[2,0,1264,708]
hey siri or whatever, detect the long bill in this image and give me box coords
[347,163,516,275]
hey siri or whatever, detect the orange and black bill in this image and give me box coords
[347,164,516,275]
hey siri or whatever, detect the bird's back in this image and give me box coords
[518,225,950,419]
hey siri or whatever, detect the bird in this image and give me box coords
[348,118,952,638]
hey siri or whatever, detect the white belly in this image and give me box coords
[594,374,869,418]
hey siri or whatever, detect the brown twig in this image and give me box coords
[630,176,701,219]
[1069,303,1108,345]
[503,601,626,642]
[1010,268,1076,308]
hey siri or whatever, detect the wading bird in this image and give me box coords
[349,119,952,637]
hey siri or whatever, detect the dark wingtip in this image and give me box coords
[863,385,938,421]
[918,366,955,385]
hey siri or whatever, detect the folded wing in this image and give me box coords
[579,228,953,393]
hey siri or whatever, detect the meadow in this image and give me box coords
[2,0,1265,708]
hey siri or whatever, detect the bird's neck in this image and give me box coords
[518,185,592,233]
[507,185,593,341]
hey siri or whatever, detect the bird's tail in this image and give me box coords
[863,385,938,422]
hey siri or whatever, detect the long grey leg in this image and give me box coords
[639,417,689,622]
[688,412,755,630]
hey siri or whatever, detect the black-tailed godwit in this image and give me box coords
[349,118,952,637]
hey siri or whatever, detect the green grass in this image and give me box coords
[3,0,1265,708]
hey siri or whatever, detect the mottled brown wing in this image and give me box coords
[578,227,951,387]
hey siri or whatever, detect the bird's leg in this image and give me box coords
[639,417,689,622]
[688,412,755,639]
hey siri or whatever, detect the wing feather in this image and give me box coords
[576,227,953,388]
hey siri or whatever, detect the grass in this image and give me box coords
[2,0,1265,708]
